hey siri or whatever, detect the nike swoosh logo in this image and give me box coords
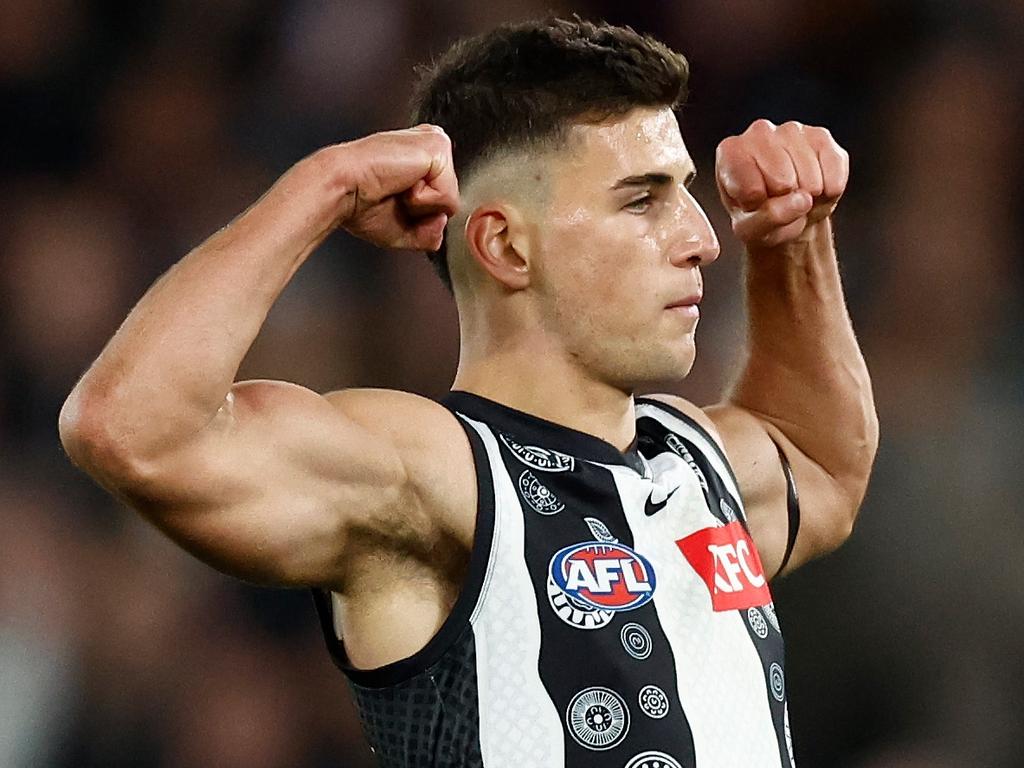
[644,487,679,516]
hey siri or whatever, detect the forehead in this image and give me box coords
[555,107,692,191]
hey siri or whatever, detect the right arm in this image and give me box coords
[58,126,460,588]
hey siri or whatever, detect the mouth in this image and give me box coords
[665,293,702,318]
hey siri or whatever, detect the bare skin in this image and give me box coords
[59,110,877,670]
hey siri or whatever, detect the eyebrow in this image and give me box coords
[611,169,697,190]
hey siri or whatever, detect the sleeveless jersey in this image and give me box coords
[312,390,795,768]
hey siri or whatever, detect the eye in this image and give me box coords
[624,194,654,214]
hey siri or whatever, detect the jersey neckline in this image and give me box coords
[442,389,645,472]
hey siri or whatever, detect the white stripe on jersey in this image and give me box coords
[461,416,566,768]
[636,402,745,509]
[602,410,782,767]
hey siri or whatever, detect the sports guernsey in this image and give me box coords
[312,390,796,768]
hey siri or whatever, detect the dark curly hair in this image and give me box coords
[410,16,690,290]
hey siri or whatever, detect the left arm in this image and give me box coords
[656,120,878,578]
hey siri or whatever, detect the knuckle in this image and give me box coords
[432,128,452,147]
[821,143,848,167]
[749,118,776,135]
[811,126,841,151]
[716,135,742,156]
[768,199,791,220]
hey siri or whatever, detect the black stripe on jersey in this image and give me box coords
[639,416,793,768]
[494,436,697,768]
[310,414,496,688]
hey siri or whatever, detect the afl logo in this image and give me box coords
[500,434,575,472]
[549,542,657,612]
[547,578,615,630]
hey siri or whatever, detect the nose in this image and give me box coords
[667,193,720,268]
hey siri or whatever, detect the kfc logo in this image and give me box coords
[676,522,771,611]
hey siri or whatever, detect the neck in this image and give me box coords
[452,332,637,452]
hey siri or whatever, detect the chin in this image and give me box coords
[620,348,696,390]
[665,338,696,378]
[675,354,696,379]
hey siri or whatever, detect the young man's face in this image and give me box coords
[531,106,720,390]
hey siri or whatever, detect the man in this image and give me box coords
[59,17,877,768]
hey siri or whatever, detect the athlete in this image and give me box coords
[59,17,877,768]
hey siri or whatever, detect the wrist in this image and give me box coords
[744,217,833,271]
[254,145,358,244]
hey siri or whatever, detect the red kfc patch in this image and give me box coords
[677,522,771,611]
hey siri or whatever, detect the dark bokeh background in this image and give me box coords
[3,1,1023,766]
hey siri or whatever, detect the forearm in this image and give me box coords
[727,219,878,489]
[61,151,350,461]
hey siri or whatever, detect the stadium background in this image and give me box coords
[2,0,1023,766]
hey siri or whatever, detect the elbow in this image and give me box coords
[58,389,144,485]
[824,511,857,556]
[829,485,867,555]
[59,388,104,466]
[811,484,863,558]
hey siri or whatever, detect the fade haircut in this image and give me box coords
[410,16,690,290]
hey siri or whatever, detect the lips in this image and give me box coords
[665,293,702,310]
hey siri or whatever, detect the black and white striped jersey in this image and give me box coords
[312,390,795,768]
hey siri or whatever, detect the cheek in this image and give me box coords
[538,218,599,292]
[563,264,655,347]
[557,245,625,311]
[541,215,661,319]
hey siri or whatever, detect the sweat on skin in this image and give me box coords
[450,108,716,451]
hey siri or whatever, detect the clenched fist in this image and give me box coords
[312,124,460,251]
[715,120,849,249]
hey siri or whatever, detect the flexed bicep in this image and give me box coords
[118,381,416,588]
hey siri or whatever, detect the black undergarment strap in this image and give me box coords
[771,437,801,578]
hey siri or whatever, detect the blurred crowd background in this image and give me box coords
[2,0,1023,766]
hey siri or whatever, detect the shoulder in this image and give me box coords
[638,393,727,452]
[325,387,464,447]
[323,387,474,477]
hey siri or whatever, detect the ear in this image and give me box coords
[463,203,531,290]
